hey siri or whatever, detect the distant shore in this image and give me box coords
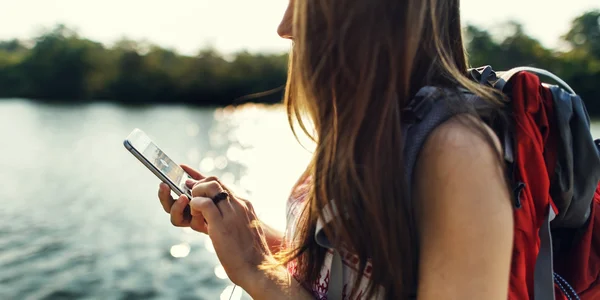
[1,11,599,113]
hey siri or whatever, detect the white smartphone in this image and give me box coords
[124,128,193,199]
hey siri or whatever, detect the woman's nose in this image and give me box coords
[277,21,292,40]
[277,2,293,40]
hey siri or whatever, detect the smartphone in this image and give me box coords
[124,128,193,199]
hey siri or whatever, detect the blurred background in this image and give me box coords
[0,0,599,299]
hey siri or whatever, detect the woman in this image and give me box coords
[158,0,514,298]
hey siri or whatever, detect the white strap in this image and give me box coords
[314,202,345,299]
[328,250,344,299]
[315,202,340,248]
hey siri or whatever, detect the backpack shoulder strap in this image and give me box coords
[401,86,487,196]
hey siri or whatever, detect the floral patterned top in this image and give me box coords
[284,176,384,299]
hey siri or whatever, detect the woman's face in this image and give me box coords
[277,0,294,40]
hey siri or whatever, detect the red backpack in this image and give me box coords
[467,66,600,300]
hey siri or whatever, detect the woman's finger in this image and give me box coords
[190,197,224,228]
[191,180,236,215]
[189,212,208,233]
[170,195,191,227]
[181,164,205,180]
[191,180,225,198]
[185,176,220,190]
[158,182,175,213]
[185,178,197,189]
[199,176,231,192]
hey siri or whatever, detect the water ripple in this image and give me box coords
[0,101,312,299]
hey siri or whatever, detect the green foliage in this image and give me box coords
[563,10,600,59]
[0,24,288,106]
[0,11,599,114]
[464,13,600,115]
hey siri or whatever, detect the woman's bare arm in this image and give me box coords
[261,222,285,254]
[244,262,314,300]
[414,115,514,300]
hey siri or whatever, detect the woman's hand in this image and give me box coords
[157,165,312,299]
[158,165,285,252]
[158,164,207,233]
[158,165,272,285]
[188,176,272,287]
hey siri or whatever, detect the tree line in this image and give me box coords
[0,10,598,113]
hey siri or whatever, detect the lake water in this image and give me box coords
[0,99,314,300]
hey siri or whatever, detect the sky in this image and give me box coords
[0,0,599,55]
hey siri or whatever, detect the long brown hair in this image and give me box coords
[277,0,504,298]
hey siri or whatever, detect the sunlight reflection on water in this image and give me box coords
[210,105,315,230]
[169,243,191,258]
[214,265,228,280]
[206,104,315,298]
[0,100,313,299]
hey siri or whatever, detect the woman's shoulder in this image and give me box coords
[414,113,505,194]
[425,113,502,159]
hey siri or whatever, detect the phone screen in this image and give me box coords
[142,142,185,186]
